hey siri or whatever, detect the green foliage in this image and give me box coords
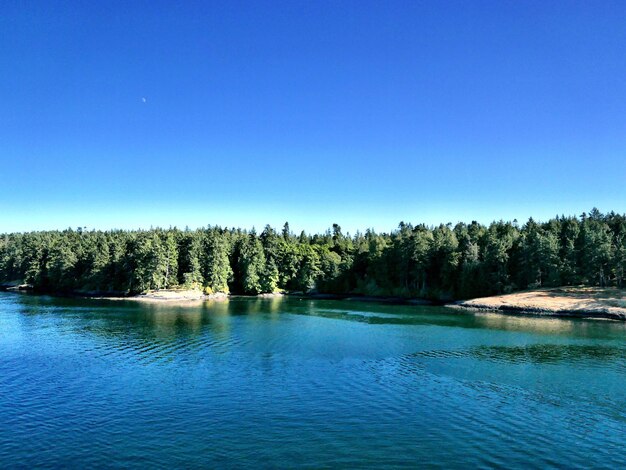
[558,217,581,285]
[260,258,279,293]
[580,212,614,287]
[515,219,560,288]
[294,244,321,293]
[202,229,232,293]
[233,233,266,295]
[1,209,625,299]
[178,231,204,288]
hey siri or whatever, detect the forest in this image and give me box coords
[1,208,625,300]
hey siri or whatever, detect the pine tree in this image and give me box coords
[236,234,265,294]
[202,229,233,293]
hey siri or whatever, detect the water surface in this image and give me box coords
[0,293,624,468]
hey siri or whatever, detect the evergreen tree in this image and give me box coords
[558,217,580,285]
[202,229,233,293]
[177,231,204,288]
[233,233,266,294]
[294,244,320,293]
[260,258,279,293]
[429,224,459,297]
[1,209,624,300]
[580,214,613,286]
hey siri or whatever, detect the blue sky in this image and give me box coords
[1,0,625,234]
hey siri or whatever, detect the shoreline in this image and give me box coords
[0,286,435,306]
[0,287,429,303]
[2,285,625,320]
[96,290,229,303]
[0,286,286,303]
[453,287,626,321]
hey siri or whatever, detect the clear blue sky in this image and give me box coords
[2,0,625,234]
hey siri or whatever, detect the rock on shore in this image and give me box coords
[454,287,626,320]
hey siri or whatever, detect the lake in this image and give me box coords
[0,292,624,468]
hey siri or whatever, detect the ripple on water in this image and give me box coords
[0,293,624,468]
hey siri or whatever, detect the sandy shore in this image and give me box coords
[96,289,229,303]
[112,290,288,303]
[454,287,626,320]
[0,286,286,303]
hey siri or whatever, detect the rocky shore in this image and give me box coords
[453,287,626,321]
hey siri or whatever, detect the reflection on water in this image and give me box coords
[474,310,626,337]
[0,292,624,468]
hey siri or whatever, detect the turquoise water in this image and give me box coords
[0,292,624,468]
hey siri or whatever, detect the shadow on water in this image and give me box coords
[408,344,626,366]
[281,298,626,340]
[471,344,626,365]
[8,293,626,340]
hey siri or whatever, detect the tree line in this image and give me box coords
[1,208,625,300]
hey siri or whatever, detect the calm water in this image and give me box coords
[0,292,624,468]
